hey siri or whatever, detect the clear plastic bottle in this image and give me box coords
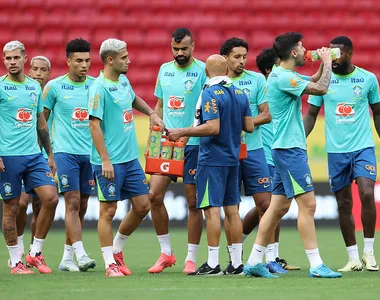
[172,140,185,160]
[149,126,161,158]
[305,48,341,62]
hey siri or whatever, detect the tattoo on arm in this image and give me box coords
[302,64,332,96]
[37,115,52,155]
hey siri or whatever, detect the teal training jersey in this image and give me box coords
[0,75,43,156]
[231,70,267,151]
[308,67,380,153]
[42,114,54,159]
[267,66,309,150]
[154,59,207,145]
[88,72,139,165]
[43,74,95,155]
[261,121,274,166]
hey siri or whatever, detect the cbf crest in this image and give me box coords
[243,88,251,98]
[184,79,194,93]
[352,86,363,99]
[30,92,37,106]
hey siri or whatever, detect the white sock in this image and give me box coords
[242,233,248,244]
[275,242,279,258]
[228,245,233,257]
[207,246,219,268]
[30,237,45,257]
[17,235,24,256]
[248,244,266,266]
[73,241,87,259]
[305,248,323,269]
[364,238,375,254]
[185,244,199,263]
[62,244,74,261]
[113,231,129,254]
[265,243,276,263]
[29,244,33,251]
[101,246,116,268]
[231,243,242,268]
[8,245,21,267]
[157,234,172,256]
[347,244,360,261]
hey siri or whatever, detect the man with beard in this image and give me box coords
[219,38,287,274]
[148,28,207,274]
[0,41,58,274]
[15,56,52,261]
[89,38,163,276]
[43,39,96,272]
[243,32,341,278]
[304,36,380,272]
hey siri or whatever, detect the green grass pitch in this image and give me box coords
[0,228,379,300]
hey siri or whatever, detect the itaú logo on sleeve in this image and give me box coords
[15,108,33,128]
[160,162,170,173]
[123,109,134,131]
[71,108,89,128]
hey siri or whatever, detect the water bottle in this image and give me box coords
[173,141,185,161]
[305,48,341,62]
[149,126,161,158]
[161,140,173,159]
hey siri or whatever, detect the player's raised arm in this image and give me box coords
[302,48,332,95]
[132,95,165,130]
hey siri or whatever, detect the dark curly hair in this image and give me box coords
[220,37,249,56]
[273,32,303,60]
[66,38,91,58]
[256,48,278,76]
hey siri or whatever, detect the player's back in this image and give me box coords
[199,84,249,166]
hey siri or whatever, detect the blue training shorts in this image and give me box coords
[272,148,314,199]
[328,147,377,192]
[196,164,240,208]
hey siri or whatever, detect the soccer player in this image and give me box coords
[89,38,164,277]
[43,38,96,272]
[0,41,58,274]
[304,36,380,272]
[167,54,254,275]
[148,28,207,274]
[219,38,288,274]
[16,56,52,258]
[243,32,342,278]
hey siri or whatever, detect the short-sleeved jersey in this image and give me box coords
[154,59,207,146]
[267,66,309,150]
[88,72,139,165]
[198,84,251,167]
[43,74,95,155]
[261,121,274,166]
[308,67,380,153]
[0,75,43,156]
[231,70,267,151]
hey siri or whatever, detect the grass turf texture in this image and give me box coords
[0,228,379,300]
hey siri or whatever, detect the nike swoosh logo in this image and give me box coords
[327,90,336,94]
[114,99,120,103]
[162,84,169,87]
[64,96,73,99]
[264,184,270,188]
[310,272,320,277]
[8,96,17,100]
[371,264,378,268]
[370,172,376,175]
[255,249,262,253]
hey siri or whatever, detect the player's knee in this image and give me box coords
[100,205,117,220]
[256,199,270,214]
[337,197,352,214]
[360,189,374,206]
[149,190,164,206]
[6,203,20,218]
[46,194,59,210]
[134,201,151,217]
[187,197,197,210]
[66,199,81,214]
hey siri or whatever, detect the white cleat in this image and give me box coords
[362,252,379,271]
[337,258,363,272]
[58,259,80,272]
[77,255,96,272]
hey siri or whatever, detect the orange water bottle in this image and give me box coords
[305,48,341,62]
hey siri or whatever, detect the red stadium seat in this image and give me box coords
[119,30,144,46]
[67,29,92,43]
[145,29,171,46]
[93,29,121,47]
[38,13,66,30]
[40,28,66,47]
[13,29,38,46]
[198,29,224,47]
[0,32,14,47]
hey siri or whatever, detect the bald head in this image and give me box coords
[205,54,228,78]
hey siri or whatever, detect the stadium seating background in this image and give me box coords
[1,0,380,110]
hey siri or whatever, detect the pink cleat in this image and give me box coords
[26,253,52,274]
[113,252,132,275]
[183,260,196,274]
[148,253,176,274]
[11,262,34,274]
[106,264,124,277]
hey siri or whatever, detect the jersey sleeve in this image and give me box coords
[296,72,311,81]
[88,84,105,121]
[307,95,323,107]
[368,74,380,105]
[256,74,267,105]
[42,81,57,110]
[154,68,163,99]
[37,85,44,114]
[278,71,309,97]
[201,89,220,121]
